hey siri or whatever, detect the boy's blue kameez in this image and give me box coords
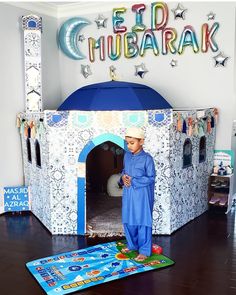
[121,150,156,256]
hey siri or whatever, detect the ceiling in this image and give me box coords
[8,1,113,17]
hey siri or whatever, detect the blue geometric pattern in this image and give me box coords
[46,112,69,127]
[122,112,146,127]
[28,20,37,28]
[72,112,93,128]
[148,110,172,127]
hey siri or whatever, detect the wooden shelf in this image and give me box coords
[211,173,233,178]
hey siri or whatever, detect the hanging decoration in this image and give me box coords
[74,2,221,62]
[132,3,146,32]
[116,148,124,155]
[139,29,159,56]
[187,117,193,136]
[151,2,169,30]
[162,28,177,55]
[24,122,30,138]
[213,108,219,123]
[38,118,45,139]
[58,17,91,60]
[171,3,187,20]
[207,117,212,133]
[134,63,148,78]
[81,65,92,78]
[211,116,215,128]
[95,14,108,29]
[123,32,138,58]
[88,36,106,62]
[201,22,219,53]
[193,120,198,136]
[203,117,208,133]
[178,25,199,54]
[30,120,36,139]
[213,52,229,67]
[113,7,127,33]
[100,143,109,151]
[182,119,187,134]
[207,12,215,21]
[198,120,205,137]
[176,113,182,132]
[17,116,46,139]
[174,109,217,136]
[20,119,26,135]
[16,116,21,128]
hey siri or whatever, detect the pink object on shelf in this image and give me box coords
[219,196,228,206]
[209,196,220,204]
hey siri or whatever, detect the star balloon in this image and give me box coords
[213,52,229,67]
[170,59,178,67]
[78,35,85,42]
[172,3,187,20]
[81,65,92,78]
[109,65,117,80]
[207,12,215,21]
[95,14,108,29]
[135,63,148,78]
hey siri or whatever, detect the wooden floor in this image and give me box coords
[0,207,236,295]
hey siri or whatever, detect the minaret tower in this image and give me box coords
[22,15,42,112]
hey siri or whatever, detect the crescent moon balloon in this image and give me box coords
[58,17,90,60]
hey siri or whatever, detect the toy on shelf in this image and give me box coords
[218,161,227,175]
[213,150,234,176]
[213,162,233,176]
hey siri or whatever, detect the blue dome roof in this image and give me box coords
[58,81,172,111]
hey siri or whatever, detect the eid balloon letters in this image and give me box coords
[58,2,220,62]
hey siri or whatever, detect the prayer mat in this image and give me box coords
[26,240,175,295]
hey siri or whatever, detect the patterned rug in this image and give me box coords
[86,193,123,237]
[26,240,175,295]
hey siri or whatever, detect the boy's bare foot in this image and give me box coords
[121,247,131,253]
[134,254,148,262]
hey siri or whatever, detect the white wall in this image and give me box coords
[0,3,61,187]
[0,1,236,187]
[58,1,236,150]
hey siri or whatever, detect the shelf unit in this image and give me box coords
[208,174,234,213]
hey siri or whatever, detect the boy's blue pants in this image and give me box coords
[123,223,152,256]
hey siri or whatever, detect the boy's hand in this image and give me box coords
[122,174,131,187]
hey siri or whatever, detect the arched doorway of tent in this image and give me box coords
[77,134,125,236]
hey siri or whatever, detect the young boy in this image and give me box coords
[120,127,156,262]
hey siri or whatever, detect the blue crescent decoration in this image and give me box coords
[58,17,90,60]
